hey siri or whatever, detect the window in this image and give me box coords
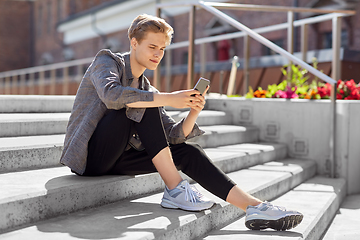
[323,30,348,49]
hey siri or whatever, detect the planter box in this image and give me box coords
[206,95,360,194]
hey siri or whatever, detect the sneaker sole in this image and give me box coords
[161,198,214,212]
[245,214,303,231]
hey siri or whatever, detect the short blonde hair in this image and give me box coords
[128,14,173,45]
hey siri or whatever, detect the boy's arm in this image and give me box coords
[126,89,201,109]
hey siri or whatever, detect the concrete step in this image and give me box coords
[0,95,75,113]
[0,110,232,137]
[190,125,259,148]
[0,143,287,233]
[0,125,260,173]
[0,113,70,137]
[322,194,360,240]
[201,176,346,240]
[0,158,316,238]
[0,134,65,173]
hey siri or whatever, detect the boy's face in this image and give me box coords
[131,32,167,71]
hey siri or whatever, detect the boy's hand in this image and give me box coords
[189,85,209,113]
[168,89,201,109]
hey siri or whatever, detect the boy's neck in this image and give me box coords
[129,51,145,78]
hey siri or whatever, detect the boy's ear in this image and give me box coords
[130,37,137,49]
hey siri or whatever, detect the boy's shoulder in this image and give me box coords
[93,49,129,66]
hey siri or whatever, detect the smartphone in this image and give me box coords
[193,77,210,95]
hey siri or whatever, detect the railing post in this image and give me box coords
[332,16,341,81]
[39,70,45,95]
[154,7,161,90]
[187,5,196,89]
[301,24,309,62]
[29,72,34,95]
[227,56,238,95]
[63,67,69,95]
[20,74,26,95]
[5,75,10,94]
[200,43,206,78]
[50,68,56,95]
[330,82,337,178]
[12,75,18,95]
[243,34,250,96]
[165,49,172,92]
[287,11,294,80]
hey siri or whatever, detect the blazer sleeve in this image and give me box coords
[159,106,205,145]
[89,50,153,110]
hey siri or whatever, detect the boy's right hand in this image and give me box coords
[167,89,201,109]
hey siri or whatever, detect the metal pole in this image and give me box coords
[5,76,10,94]
[39,70,45,95]
[29,72,34,95]
[200,43,206,77]
[187,5,196,89]
[63,67,69,95]
[154,7,161,89]
[301,24,308,62]
[165,49,172,92]
[329,16,341,178]
[50,68,56,95]
[243,35,250,96]
[227,56,238,96]
[287,11,294,81]
[20,74,26,95]
[332,16,341,81]
[12,75,18,95]
[330,82,337,178]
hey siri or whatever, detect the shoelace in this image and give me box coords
[265,202,286,211]
[182,181,202,205]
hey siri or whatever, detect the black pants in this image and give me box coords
[84,107,236,201]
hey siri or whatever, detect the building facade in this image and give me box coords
[1,0,359,76]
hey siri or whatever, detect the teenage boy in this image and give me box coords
[60,14,303,231]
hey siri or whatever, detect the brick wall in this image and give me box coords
[0,0,32,72]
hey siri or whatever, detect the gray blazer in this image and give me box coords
[60,49,204,175]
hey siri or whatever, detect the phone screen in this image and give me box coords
[193,77,210,95]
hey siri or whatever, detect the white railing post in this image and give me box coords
[63,67,69,95]
[332,16,342,82]
[39,70,45,95]
[287,11,294,80]
[227,56,238,96]
[301,24,309,62]
[29,72,34,95]
[20,74,26,95]
[243,34,250,96]
[187,5,196,89]
[200,43,206,78]
[12,75,18,95]
[50,68,56,95]
[5,75,10,94]
[165,49,172,92]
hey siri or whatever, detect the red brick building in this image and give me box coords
[1,0,359,84]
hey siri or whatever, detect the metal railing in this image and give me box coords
[154,1,356,178]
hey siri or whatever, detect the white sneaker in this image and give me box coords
[245,201,303,231]
[161,180,215,211]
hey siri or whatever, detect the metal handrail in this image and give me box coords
[199,2,337,84]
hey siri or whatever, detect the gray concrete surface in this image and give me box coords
[322,194,360,240]
[0,159,316,239]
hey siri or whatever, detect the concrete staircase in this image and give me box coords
[0,95,348,239]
